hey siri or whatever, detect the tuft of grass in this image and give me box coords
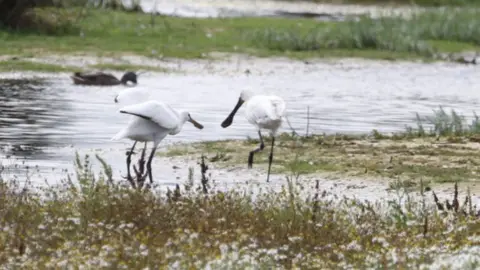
[405,107,480,137]
[0,154,480,268]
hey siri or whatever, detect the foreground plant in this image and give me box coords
[0,155,479,268]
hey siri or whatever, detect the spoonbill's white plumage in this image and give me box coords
[221,90,286,182]
[114,87,151,105]
[112,100,204,183]
[113,87,152,179]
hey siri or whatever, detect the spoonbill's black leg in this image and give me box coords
[266,136,275,183]
[146,146,158,184]
[138,142,147,177]
[125,141,137,181]
[248,131,265,169]
[132,142,148,187]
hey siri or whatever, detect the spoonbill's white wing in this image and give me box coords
[114,88,150,105]
[246,95,286,127]
[268,96,286,120]
[119,100,180,129]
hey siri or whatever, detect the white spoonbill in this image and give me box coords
[112,100,204,183]
[113,87,152,179]
[221,90,286,182]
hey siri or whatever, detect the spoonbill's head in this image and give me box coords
[239,89,254,102]
[180,111,204,130]
[221,90,253,128]
[120,71,138,85]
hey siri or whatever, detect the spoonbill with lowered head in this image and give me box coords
[221,90,286,182]
[112,100,204,184]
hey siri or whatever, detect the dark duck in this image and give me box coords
[71,71,138,86]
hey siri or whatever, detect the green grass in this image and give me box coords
[0,153,479,268]
[2,7,480,63]
[3,8,313,59]
[0,59,172,73]
[249,10,480,58]
[0,59,75,72]
[90,63,170,72]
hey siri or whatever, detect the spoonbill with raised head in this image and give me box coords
[221,90,286,182]
[112,100,204,184]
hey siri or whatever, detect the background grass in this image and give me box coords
[0,60,75,72]
[1,7,480,62]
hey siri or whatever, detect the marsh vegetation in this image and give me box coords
[1,153,480,268]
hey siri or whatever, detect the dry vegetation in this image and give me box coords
[1,153,480,268]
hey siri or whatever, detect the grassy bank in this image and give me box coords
[0,154,479,268]
[1,7,480,70]
[162,108,480,186]
[0,55,173,72]
[0,59,76,72]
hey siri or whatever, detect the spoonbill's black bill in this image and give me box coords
[221,98,244,128]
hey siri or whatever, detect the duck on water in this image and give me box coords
[70,71,140,86]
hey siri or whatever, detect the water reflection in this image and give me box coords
[0,78,72,159]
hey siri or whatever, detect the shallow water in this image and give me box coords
[1,58,480,194]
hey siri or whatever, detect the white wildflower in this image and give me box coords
[346,240,362,251]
